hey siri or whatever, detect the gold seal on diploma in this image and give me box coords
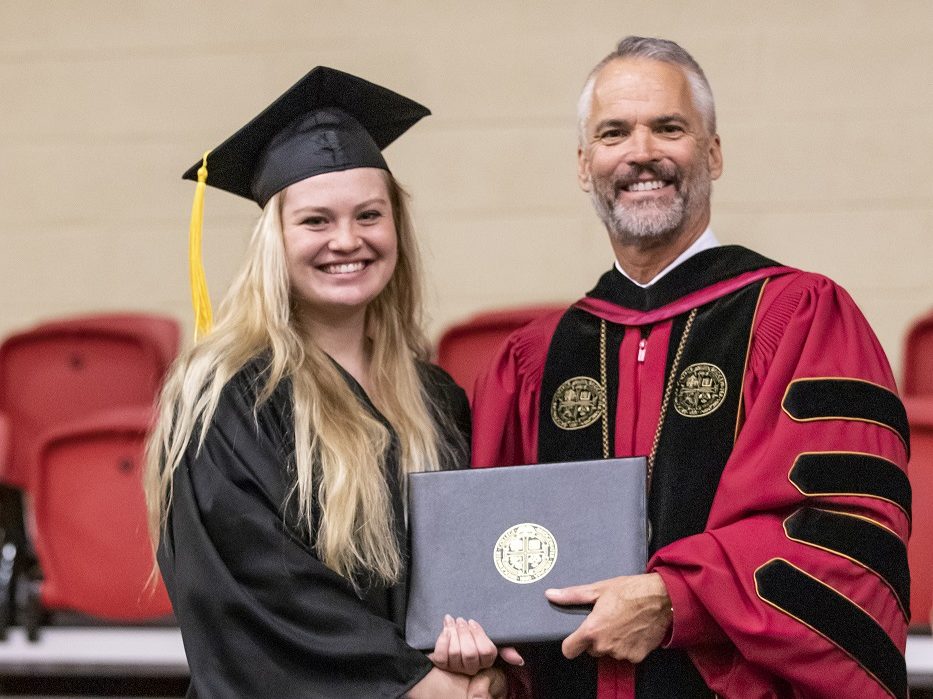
[493,523,558,584]
[551,376,605,430]
[674,362,727,417]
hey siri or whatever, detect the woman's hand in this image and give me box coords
[467,666,508,699]
[429,615,524,675]
[405,666,506,699]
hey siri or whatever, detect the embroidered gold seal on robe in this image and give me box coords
[674,362,728,417]
[550,376,605,430]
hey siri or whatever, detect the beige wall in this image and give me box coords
[1,1,931,381]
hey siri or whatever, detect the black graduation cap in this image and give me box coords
[182,66,431,207]
[182,66,430,339]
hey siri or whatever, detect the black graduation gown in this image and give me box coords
[157,360,470,698]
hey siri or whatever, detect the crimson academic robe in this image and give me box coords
[158,359,470,698]
[472,246,910,699]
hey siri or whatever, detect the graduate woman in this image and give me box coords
[144,68,508,698]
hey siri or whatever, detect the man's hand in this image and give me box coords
[545,573,672,662]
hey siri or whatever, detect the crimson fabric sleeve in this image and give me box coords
[649,273,909,698]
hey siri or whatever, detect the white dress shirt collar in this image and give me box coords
[614,227,720,288]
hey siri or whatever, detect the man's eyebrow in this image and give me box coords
[592,118,632,134]
[652,114,690,126]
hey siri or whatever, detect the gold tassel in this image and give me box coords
[188,151,213,340]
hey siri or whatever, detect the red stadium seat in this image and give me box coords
[0,412,8,477]
[0,413,11,634]
[903,308,933,397]
[0,313,179,488]
[436,305,565,401]
[0,313,179,636]
[28,406,171,626]
[906,396,933,628]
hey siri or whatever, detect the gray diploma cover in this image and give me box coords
[405,457,647,648]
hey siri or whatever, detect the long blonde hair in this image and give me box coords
[145,172,455,585]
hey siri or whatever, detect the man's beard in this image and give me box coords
[589,159,711,246]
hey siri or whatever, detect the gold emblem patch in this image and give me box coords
[493,523,558,584]
[551,376,605,430]
[674,363,727,417]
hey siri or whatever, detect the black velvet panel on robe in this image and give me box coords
[157,359,470,698]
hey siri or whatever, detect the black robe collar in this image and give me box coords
[587,245,778,313]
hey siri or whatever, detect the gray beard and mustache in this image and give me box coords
[589,160,711,245]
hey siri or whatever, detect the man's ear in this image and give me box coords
[708,134,723,180]
[577,146,593,192]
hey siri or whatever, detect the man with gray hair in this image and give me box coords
[472,36,909,698]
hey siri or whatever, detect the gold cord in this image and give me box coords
[647,308,697,489]
[599,319,609,459]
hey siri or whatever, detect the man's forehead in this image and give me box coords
[591,58,696,117]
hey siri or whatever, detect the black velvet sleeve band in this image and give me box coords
[789,452,911,521]
[755,559,907,699]
[782,378,909,456]
[783,507,910,620]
